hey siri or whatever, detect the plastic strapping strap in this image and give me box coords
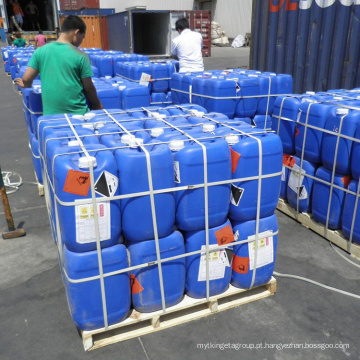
[115,73,171,82]
[104,107,168,313]
[175,105,272,290]
[265,76,272,128]
[276,97,287,136]
[171,87,291,99]
[324,113,346,240]
[150,101,172,105]
[296,102,313,216]
[144,108,212,300]
[63,113,109,330]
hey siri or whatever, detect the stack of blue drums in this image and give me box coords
[274,89,360,245]
[115,60,179,106]
[30,101,282,331]
[171,69,293,121]
[6,46,285,331]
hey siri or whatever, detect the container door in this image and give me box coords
[107,11,131,53]
[170,11,186,43]
[131,10,170,56]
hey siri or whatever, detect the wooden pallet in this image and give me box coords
[82,277,277,351]
[34,171,44,196]
[277,199,360,259]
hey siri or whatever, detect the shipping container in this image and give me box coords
[59,15,109,50]
[59,8,115,16]
[250,0,360,93]
[0,0,59,32]
[59,0,99,11]
[107,9,211,57]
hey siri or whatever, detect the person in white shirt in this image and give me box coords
[171,18,204,73]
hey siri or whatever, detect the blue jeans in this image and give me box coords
[15,14,23,25]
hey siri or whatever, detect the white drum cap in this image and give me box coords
[68,140,80,147]
[151,128,164,137]
[121,134,134,145]
[169,140,185,151]
[128,137,143,148]
[84,112,96,120]
[225,135,239,145]
[202,124,215,133]
[336,108,349,115]
[78,156,97,169]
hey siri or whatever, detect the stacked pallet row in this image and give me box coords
[1,46,35,80]
[37,103,282,332]
[272,90,360,247]
[83,48,179,106]
[114,60,179,106]
[171,69,293,122]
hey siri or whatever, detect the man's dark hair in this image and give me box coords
[61,15,86,34]
[175,18,189,32]
[38,30,43,34]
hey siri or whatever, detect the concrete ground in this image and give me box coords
[0,44,359,360]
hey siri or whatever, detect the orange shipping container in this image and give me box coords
[59,15,108,50]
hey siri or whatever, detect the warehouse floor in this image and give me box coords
[1,44,360,360]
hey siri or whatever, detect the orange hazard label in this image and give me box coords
[295,126,300,137]
[230,148,241,173]
[215,224,235,246]
[130,274,144,295]
[341,176,351,188]
[282,154,296,168]
[63,170,91,197]
[232,255,249,274]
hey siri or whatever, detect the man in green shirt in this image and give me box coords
[12,32,28,47]
[14,15,102,115]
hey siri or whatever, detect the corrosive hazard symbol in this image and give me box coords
[232,255,249,274]
[215,224,235,246]
[231,185,244,206]
[63,170,91,197]
[95,171,118,197]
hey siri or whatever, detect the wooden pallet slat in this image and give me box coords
[81,277,276,351]
[277,199,360,259]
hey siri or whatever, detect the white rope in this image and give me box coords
[273,272,360,300]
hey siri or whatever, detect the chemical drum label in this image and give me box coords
[174,161,181,183]
[198,245,231,281]
[140,72,151,86]
[230,148,241,173]
[63,170,91,197]
[95,171,118,197]
[232,255,249,274]
[230,184,244,206]
[130,275,144,295]
[75,201,111,244]
[247,231,274,270]
[288,164,308,199]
